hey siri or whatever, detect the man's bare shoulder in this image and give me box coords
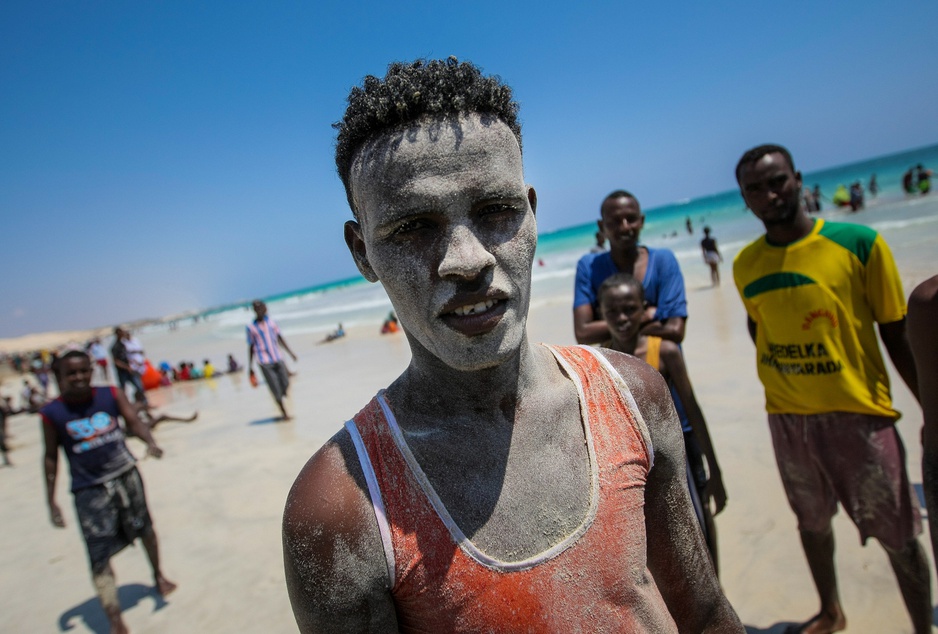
[284,430,367,535]
[283,428,396,632]
[910,275,938,307]
[594,347,672,407]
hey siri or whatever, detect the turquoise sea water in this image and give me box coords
[153,143,938,341]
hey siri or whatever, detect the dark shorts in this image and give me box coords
[768,412,921,551]
[74,466,153,573]
[259,361,290,401]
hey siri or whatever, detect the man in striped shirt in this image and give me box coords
[247,300,298,420]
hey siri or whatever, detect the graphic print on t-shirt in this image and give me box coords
[65,411,121,454]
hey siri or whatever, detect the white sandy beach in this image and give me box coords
[1,196,937,633]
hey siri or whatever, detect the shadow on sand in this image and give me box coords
[58,583,167,633]
[744,624,798,634]
[745,605,938,632]
[248,416,285,426]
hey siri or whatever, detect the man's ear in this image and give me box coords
[344,220,378,283]
[527,186,537,216]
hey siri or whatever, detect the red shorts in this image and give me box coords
[95,359,108,368]
[767,412,921,551]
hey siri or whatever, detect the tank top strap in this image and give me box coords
[546,345,654,470]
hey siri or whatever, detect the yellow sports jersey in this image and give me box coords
[733,219,906,418]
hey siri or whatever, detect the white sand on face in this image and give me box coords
[1,196,936,633]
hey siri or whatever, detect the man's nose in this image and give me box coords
[438,224,496,279]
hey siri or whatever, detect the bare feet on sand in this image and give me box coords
[786,610,846,634]
[155,575,177,597]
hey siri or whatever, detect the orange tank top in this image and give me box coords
[345,345,678,633]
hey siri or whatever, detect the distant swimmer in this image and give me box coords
[247,300,298,421]
[803,186,819,213]
[734,144,930,634]
[589,228,606,253]
[904,168,916,194]
[869,173,878,198]
[909,275,938,578]
[916,164,932,195]
[700,226,723,286]
[321,323,346,343]
[812,184,824,211]
[832,183,850,207]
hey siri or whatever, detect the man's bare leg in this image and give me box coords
[788,527,846,634]
[92,564,128,634]
[883,538,932,634]
[141,529,177,597]
[150,412,198,428]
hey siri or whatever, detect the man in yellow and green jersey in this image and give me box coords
[733,144,928,634]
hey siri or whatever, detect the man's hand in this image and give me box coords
[290,351,298,362]
[49,503,65,528]
[707,472,728,515]
[641,305,657,326]
[147,443,163,459]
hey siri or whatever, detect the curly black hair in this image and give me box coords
[334,57,522,211]
[735,144,795,182]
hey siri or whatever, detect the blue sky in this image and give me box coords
[2,1,936,338]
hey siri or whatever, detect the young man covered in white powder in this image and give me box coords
[282,58,742,633]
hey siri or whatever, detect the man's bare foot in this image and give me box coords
[155,575,177,597]
[107,611,129,634]
[786,610,846,634]
[280,414,293,421]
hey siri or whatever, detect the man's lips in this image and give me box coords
[439,293,509,336]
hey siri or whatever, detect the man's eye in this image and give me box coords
[769,176,788,188]
[393,219,428,235]
[480,203,517,219]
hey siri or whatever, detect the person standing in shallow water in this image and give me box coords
[282,58,742,633]
[40,350,175,634]
[733,144,930,634]
[700,226,723,286]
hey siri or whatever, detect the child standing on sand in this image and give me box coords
[599,272,727,573]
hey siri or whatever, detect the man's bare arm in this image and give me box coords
[115,390,163,458]
[639,316,686,344]
[660,342,726,513]
[41,420,65,527]
[283,430,397,633]
[879,318,920,403]
[909,276,938,568]
[599,349,742,632]
[573,304,611,345]
[277,334,298,361]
